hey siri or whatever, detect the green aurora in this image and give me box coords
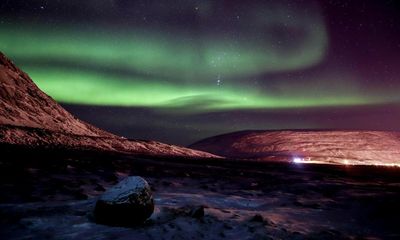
[1,24,327,78]
[21,67,386,110]
[0,14,396,111]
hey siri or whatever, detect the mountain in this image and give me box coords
[190,130,400,166]
[0,52,215,158]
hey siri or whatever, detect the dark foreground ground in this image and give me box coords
[0,144,400,240]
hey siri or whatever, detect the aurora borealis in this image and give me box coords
[1,0,400,144]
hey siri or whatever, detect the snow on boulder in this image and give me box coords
[94,176,154,226]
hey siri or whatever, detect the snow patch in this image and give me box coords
[99,176,149,203]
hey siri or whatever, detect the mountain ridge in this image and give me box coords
[0,52,216,158]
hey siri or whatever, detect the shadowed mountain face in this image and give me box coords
[190,130,400,166]
[0,52,216,158]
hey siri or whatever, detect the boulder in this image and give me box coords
[190,206,205,219]
[94,176,154,226]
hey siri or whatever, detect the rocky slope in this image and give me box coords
[190,130,400,165]
[0,52,215,158]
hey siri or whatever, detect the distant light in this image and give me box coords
[343,160,350,165]
[293,157,303,164]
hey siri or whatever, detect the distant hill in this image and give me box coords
[190,130,400,166]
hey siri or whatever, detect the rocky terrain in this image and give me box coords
[190,130,400,166]
[0,52,216,158]
[1,146,400,240]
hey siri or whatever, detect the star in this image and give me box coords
[216,74,222,86]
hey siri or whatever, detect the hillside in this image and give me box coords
[0,52,216,158]
[190,130,400,165]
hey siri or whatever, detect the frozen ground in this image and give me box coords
[1,146,400,239]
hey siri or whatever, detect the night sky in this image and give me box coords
[1,0,400,145]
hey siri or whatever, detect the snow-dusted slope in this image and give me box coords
[0,53,113,137]
[0,52,216,158]
[190,130,400,165]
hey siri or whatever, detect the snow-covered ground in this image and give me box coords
[1,149,399,239]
